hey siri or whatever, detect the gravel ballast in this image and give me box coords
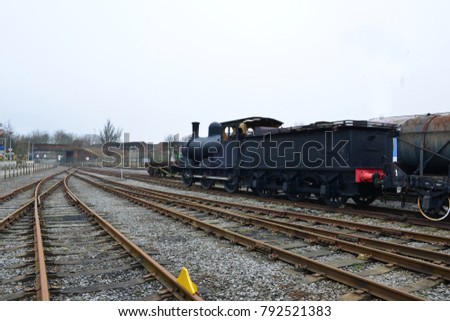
[68,176,356,300]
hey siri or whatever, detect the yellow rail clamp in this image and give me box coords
[176,267,198,294]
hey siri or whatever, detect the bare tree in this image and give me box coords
[29,130,50,143]
[2,121,15,160]
[181,134,191,142]
[4,121,14,136]
[81,134,101,146]
[164,134,175,142]
[52,130,75,144]
[99,119,122,143]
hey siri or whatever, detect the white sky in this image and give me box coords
[1,0,449,142]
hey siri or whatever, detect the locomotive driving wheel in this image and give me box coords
[224,180,239,193]
[417,196,450,221]
[200,170,214,190]
[201,178,214,190]
[181,170,193,187]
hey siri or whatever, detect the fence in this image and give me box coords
[0,162,58,179]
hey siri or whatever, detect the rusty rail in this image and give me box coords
[77,172,450,277]
[93,178,450,281]
[75,173,425,301]
[0,181,38,203]
[63,174,202,301]
[79,170,450,246]
[33,177,54,300]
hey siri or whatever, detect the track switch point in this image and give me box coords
[177,267,198,294]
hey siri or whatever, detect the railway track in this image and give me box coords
[0,171,202,301]
[76,170,450,300]
[81,167,450,229]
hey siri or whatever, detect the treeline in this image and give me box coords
[14,129,101,145]
[1,119,122,161]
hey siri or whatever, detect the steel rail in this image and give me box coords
[79,167,450,229]
[1,176,65,229]
[166,193,450,245]
[0,181,38,203]
[79,170,450,246]
[77,172,450,264]
[63,174,202,301]
[0,171,67,228]
[155,189,450,245]
[34,173,70,300]
[88,178,450,281]
[1,170,72,301]
[249,214,450,265]
[76,174,425,301]
[33,177,54,301]
[0,199,34,229]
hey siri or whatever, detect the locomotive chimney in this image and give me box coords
[192,122,200,139]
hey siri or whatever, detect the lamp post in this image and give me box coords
[8,131,12,161]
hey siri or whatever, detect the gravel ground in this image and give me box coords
[41,188,169,301]
[75,170,450,300]
[0,189,35,220]
[86,171,450,239]
[0,166,66,195]
[417,283,450,300]
[68,176,359,300]
[5,168,448,301]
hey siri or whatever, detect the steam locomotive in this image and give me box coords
[172,114,449,221]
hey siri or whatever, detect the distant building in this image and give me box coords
[32,143,100,164]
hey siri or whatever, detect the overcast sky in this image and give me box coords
[1,0,449,142]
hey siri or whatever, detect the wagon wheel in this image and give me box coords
[255,187,272,198]
[201,177,214,190]
[224,180,239,193]
[313,193,322,201]
[181,170,193,187]
[351,195,377,206]
[418,196,450,221]
[321,195,349,208]
[285,192,308,202]
[286,177,315,201]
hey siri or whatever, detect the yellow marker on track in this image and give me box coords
[176,267,198,295]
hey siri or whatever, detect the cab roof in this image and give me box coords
[220,116,283,129]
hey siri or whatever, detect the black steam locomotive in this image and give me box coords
[176,114,449,221]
